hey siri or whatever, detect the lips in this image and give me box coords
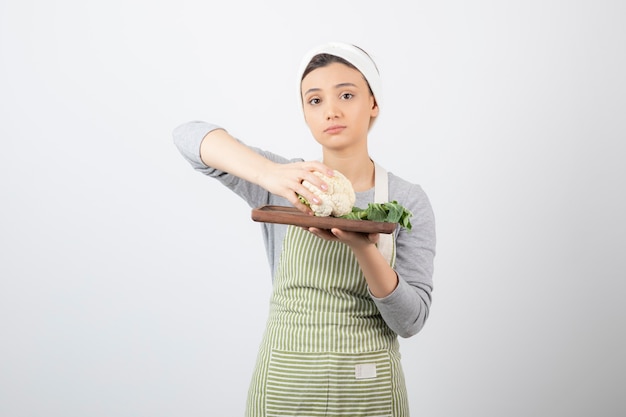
[324,125,346,134]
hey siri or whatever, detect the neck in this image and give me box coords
[322,152,375,192]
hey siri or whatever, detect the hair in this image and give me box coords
[301,53,374,96]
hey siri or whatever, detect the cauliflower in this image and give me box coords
[299,170,356,217]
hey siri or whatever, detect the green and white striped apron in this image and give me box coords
[246,164,409,417]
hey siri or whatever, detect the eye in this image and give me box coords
[341,93,354,100]
[308,97,321,105]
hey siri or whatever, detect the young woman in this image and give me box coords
[173,41,436,417]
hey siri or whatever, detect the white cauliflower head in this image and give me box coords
[300,170,356,217]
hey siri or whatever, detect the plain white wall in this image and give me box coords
[1,1,625,416]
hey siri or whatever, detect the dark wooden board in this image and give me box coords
[251,205,397,234]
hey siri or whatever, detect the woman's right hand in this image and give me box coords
[198,129,333,213]
[258,161,335,214]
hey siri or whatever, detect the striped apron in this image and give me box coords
[245,164,409,416]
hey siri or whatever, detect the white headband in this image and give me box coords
[297,42,382,121]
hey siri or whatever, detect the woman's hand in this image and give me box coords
[259,161,334,214]
[198,130,333,213]
[308,227,397,297]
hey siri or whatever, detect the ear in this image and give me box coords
[370,97,380,118]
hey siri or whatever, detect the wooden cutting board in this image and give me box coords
[251,205,396,234]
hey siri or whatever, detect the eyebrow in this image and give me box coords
[303,82,358,96]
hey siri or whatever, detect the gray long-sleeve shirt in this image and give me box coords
[173,121,436,338]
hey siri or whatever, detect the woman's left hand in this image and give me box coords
[308,227,397,298]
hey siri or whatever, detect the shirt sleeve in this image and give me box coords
[172,120,222,172]
[370,181,436,338]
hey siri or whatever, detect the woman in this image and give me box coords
[173,41,436,416]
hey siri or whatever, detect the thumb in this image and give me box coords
[368,233,380,244]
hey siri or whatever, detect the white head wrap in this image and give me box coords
[297,42,382,125]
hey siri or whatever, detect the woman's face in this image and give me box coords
[300,62,378,152]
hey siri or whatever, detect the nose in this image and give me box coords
[325,101,340,120]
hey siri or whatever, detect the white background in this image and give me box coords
[1,1,625,416]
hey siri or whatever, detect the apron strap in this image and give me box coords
[373,161,394,265]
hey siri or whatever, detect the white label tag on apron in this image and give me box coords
[355,363,377,379]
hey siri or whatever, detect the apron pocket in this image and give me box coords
[265,350,393,417]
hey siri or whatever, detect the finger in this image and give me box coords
[298,174,327,195]
[303,160,334,177]
[302,162,334,190]
[293,180,323,207]
[291,197,314,215]
[309,227,336,240]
